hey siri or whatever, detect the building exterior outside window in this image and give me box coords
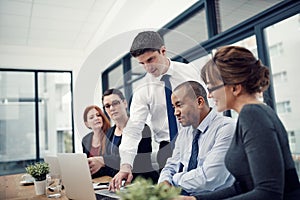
[0,70,73,175]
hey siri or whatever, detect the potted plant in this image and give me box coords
[25,162,50,195]
[117,177,181,200]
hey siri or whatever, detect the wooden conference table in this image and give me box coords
[0,173,112,200]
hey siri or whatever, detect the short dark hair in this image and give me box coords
[174,81,209,105]
[102,88,125,103]
[130,31,164,57]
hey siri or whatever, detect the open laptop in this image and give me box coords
[44,155,61,176]
[57,153,120,200]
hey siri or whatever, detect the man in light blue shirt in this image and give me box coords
[158,81,235,196]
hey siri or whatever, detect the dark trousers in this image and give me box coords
[157,141,173,171]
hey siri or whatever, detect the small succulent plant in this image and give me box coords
[25,162,50,181]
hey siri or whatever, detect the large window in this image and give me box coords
[108,63,123,89]
[216,0,283,32]
[264,14,300,174]
[130,57,145,81]
[38,72,73,156]
[0,71,36,173]
[164,9,208,57]
[0,70,74,175]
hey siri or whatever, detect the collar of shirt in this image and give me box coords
[195,108,216,135]
[156,58,174,80]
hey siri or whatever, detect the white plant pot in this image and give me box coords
[34,179,46,195]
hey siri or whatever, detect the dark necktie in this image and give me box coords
[187,129,201,171]
[161,74,178,143]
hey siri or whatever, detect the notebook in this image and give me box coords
[57,153,120,200]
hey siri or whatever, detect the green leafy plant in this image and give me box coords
[25,162,50,181]
[117,177,181,200]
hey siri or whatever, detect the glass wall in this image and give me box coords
[0,71,36,174]
[130,57,145,81]
[216,0,283,32]
[264,14,300,174]
[38,72,73,156]
[108,63,123,89]
[164,9,208,57]
[0,70,74,175]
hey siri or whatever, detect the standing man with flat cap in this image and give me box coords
[109,31,201,191]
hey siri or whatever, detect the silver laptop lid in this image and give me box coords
[57,153,96,200]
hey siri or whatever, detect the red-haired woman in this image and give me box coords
[82,105,111,178]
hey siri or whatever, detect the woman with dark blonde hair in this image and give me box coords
[82,105,111,178]
[179,46,300,199]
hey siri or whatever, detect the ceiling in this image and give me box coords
[0,0,121,50]
[0,0,197,54]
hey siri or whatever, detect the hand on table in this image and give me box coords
[88,156,105,175]
[108,164,133,192]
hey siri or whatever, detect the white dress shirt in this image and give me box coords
[119,60,201,166]
[158,109,236,195]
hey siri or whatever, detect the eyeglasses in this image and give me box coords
[207,84,225,93]
[104,100,122,109]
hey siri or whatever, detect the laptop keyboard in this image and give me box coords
[95,189,120,200]
[96,193,119,200]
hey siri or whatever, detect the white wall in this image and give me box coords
[0,45,84,70]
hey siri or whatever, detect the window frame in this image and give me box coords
[0,68,75,175]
